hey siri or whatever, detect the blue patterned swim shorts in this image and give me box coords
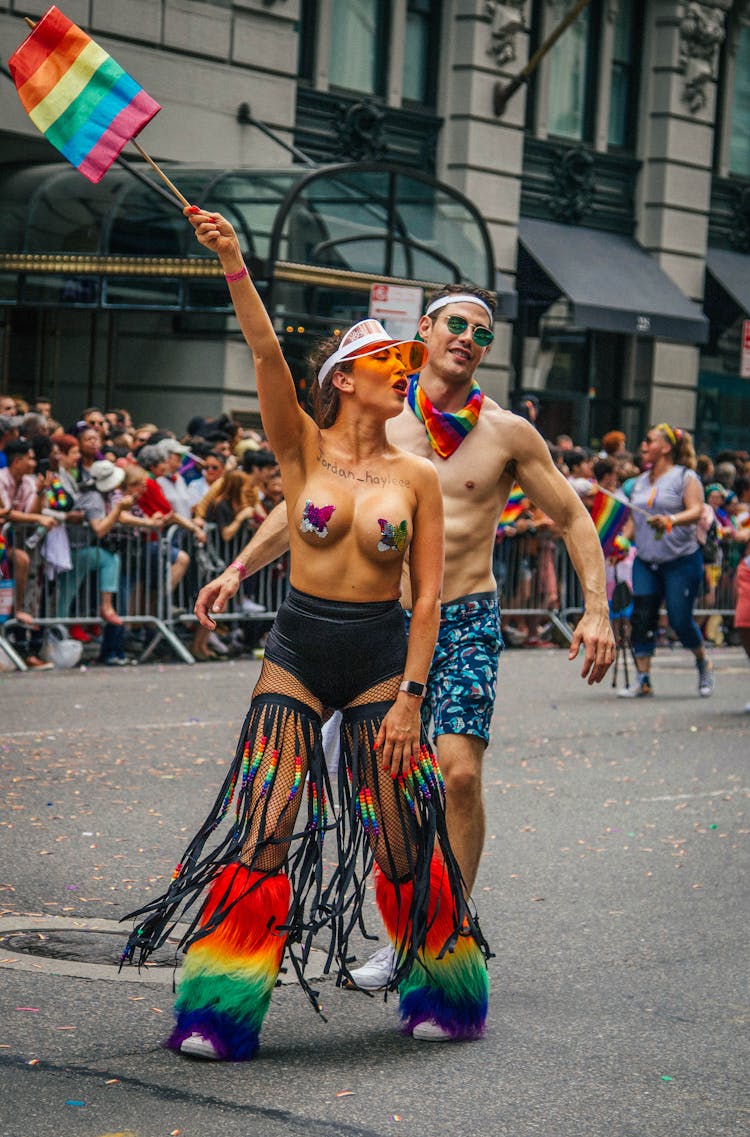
[404,591,503,744]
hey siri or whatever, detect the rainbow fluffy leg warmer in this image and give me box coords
[375,858,489,1041]
[167,864,290,1061]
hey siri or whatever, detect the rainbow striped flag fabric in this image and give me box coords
[497,484,528,530]
[588,488,630,556]
[9,6,160,184]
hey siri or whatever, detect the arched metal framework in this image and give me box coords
[0,161,510,316]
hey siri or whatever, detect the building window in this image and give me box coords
[608,0,638,149]
[329,0,389,96]
[546,2,593,141]
[298,0,318,83]
[729,24,750,176]
[402,0,440,106]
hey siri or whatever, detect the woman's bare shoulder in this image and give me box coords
[390,445,440,486]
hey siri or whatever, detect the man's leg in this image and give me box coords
[435,732,486,892]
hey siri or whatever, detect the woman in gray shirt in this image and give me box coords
[619,423,713,698]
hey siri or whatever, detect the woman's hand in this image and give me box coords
[375,694,423,779]
[184,206,243,266]
[647,513,673,534]
[194,569,242,630]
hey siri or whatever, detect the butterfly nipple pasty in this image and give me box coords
[300,500,335,538]
[377,518,408,553]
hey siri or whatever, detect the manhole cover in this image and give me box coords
[0,929,178,967]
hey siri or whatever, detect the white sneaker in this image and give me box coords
[697,659,715,697]
[241,598,266,613]
[346,944,396,990]
[207,631,229,655]
[179,1032,220,1060]
[412,1020,453,1042]
[617,676,653,698]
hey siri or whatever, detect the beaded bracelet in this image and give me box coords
[224,264,248,284]
[228,559,248,580]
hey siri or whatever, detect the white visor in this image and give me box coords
[317,319,428,387]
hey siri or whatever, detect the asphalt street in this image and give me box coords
[1,646,748,1137]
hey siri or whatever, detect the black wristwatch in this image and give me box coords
[399,680,425,698]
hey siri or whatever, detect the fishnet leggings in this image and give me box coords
[239,660,419,881]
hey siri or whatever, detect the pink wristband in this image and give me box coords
[228,559,248,580]
[224,265,248,284]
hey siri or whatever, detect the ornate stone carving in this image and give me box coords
[335,100,386,162]
[485,0,527,67]
[548,146,595,224]
[678,2,726,114]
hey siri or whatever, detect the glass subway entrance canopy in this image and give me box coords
[0,161,513,325]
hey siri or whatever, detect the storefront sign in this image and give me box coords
[741,320,750,378]
[369,284,423,341]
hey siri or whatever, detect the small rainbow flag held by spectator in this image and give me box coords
[497,484,527,530]
[9,6,161,184]
[589,488,630,557]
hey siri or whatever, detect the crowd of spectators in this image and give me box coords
[0,392,281,668]
[1,389,748,670]
[495,416,750,652]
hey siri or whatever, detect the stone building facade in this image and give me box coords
[0,0,748,450]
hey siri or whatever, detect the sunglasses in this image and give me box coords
[438,314,494,347]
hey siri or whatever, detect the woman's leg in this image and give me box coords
[662,550,714,693]
[662,551,705,653]
[166,660,322,1060]
[628,558,663,691]
[96,549,122,624]
[55,547,89,618]
[342,678,489,1041]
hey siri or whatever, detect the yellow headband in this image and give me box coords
[656,422,677,447]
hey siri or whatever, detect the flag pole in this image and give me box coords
[593,482,652,520]
[493,0,592,116]
[114,154,185,211]
[23,15,191,210]
[129,141,191,208]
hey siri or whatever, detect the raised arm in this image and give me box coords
[510,419,614,683]
[185,207,314,463]
[194,501,292,629]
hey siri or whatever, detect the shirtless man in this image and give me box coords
[195,284,614,978]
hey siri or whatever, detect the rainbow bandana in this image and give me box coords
[407,376,484,459]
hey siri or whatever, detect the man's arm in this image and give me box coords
[194,501,291,629]
[510,420,614,684]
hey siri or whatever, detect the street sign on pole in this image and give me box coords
[741,320,750,378]
[369,284,423,340]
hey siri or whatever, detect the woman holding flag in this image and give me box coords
[618,423,713,699]
[122,207,491,1060]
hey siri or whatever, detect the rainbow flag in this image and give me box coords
[497,484,527,530]
[589,488,630,556]
[9,6,160,184]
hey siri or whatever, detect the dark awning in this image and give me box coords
[706,247,750,315]
[518,218,708,344]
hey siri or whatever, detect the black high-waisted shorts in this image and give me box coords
[262,586,407,709]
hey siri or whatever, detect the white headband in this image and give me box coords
[425,293,494,324]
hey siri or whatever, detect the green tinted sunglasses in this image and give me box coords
[440,314,494,347]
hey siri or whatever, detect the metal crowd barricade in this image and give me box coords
[0,520,192,671]
[164,522,288,638]
[1,518,742,671]
[554,534,741,629]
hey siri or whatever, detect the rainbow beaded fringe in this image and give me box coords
[122,692,491,1029]
[375,858,489,1040]
[167,864,290,1061]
